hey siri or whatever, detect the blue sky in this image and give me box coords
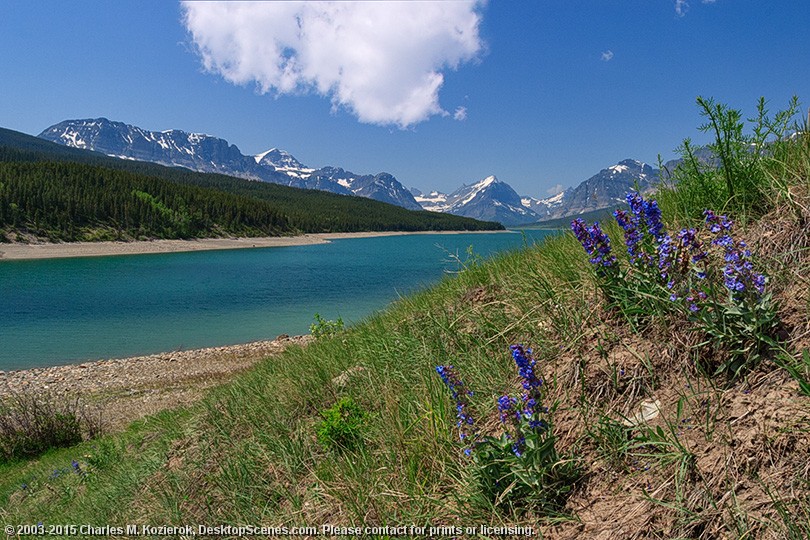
[1,1,808,197]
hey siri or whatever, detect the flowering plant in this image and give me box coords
[571,191,780,377]
[572,194,678,327]
[690,210,778,375]
[436,346,578,510]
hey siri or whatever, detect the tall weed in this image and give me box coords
[0,392,103,462]
[659,96,800,224]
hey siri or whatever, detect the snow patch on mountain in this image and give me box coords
[38,118,424,211]
[414,191,448,212]
[414,175,540,226]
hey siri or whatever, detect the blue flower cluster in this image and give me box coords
[704,210,766,297]
[497,345,549,456]
[573,190,769,314]
[435,365,477,448]
[658,228,707,279]
[29,458,86,489]
[497,395,519,423]
[571,218,616,268]
[613,192,666,266]
[511,344,543,393]
[657,226,710,311]
[436,346,551,459]
[496,395,525,456]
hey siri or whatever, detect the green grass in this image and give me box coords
[1,97,809,536]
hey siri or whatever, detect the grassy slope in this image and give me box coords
[1,114,809,537]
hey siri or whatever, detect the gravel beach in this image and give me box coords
[0,230,506,260]
[0,335,311,431]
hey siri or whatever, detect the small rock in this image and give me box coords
[332,366,366,388]
[623,399,662,427]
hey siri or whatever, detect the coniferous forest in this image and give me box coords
[0,129,503,242]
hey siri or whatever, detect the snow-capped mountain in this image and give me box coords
[39,119,670,224]
[533,159,661,221]
[254,148,312,177]
[558,159,659,217]
[413,190,449,212]
[520,190,568,218]
[311,167,422,210]
[416,159,662,226]
[417,175,541,226]
[39,118,269,180]
[38,118,421,210]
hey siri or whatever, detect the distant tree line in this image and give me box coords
[0,161,291,241]
[0,136,502,241]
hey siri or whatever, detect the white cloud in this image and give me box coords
[675,0,716,17]
[453,106,468,121]
[181,1,485,128]
[600,50,614,62]
[545,183,565,196]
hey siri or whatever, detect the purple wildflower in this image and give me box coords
[627,192,645,222]
[497,345,550,456]
[571,218,617,268]
[704,210,767,298]
[497,395,519,424]
[614,208,644,264]
[659,227,707,285]
[643,198,665,241]
[510,345,542,393]
[612,192,668,268]
[436,365,477,444]
[704,209,733,234]
[512,437,526,457]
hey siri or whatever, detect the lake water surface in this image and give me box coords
[0,230,553,371]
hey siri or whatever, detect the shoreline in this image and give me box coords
[0,230,508,261]
[0,336,312,430]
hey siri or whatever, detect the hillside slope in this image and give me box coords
[1,101,808,537]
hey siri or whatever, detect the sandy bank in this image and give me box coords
[0,230,507,261]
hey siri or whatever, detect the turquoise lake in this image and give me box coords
[0,230,554,371]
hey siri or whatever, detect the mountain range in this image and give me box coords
[412,159,660,226]
[412,176,541,226]
[39,118,674,226]
[39,119,422,211]
[534,159,660,221]
[1,125,502,241]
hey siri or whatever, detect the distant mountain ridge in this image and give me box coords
[39,118,422,210]
[39,118,267,180]
[536,159,660,220]
[39,118,701,228]
[415,176,541,226]
[0,125,504,239]
[414,159,661,226]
